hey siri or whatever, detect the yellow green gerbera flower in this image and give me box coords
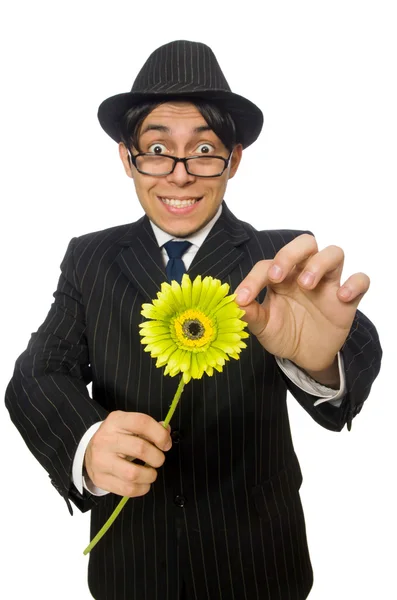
[139,274,249,383]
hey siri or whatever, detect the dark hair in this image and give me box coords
[119,97,237,152]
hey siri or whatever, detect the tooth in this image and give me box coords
[161,197,196,207]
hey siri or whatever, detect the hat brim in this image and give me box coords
[97,89,263,149]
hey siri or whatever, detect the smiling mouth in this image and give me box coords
[158,196,203,208]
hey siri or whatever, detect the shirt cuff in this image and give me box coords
[72,422,110,496]
[275,352,346,407]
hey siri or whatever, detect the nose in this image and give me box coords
[166,160,196,186]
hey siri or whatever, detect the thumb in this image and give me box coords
[238,298,269,339]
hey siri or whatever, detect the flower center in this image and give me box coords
[173,309,215,348]
[182,319,205,340]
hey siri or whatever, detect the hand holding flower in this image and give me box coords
[84,412,172,498]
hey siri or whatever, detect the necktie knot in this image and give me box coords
[163,240,192,284]
[163,240,192,259]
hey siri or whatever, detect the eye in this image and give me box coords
[196,143,215,154]
[148,143,167,154]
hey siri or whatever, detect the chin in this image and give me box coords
[165,224,200,238]
[154,215,207,238]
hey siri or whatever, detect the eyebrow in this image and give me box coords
[140,124,212,135]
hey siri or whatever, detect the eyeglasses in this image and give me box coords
[127,149,232,178]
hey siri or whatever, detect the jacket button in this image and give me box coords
[174,494,186,507]
[171,430,182,443]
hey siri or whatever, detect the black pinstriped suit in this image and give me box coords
[5,203,382,599]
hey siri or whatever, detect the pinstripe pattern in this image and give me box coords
[133,40,230,95]
[5,202,382,599]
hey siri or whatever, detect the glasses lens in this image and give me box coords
[135,155,175,175]
[187,157,226,176]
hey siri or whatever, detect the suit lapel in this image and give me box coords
[116,203,251,301]
[116,216,167,302]
[188,202,250,281]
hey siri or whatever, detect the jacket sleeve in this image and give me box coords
[5,238,109,513]
[278,308,382,432]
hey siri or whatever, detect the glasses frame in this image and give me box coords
[127,149,233,178]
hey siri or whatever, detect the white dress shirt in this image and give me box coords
[72,205,346,496]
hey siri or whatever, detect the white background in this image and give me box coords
[1,1,396,598]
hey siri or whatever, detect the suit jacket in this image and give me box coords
[5,203,382,600]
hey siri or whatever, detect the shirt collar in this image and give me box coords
[149,204,223,249]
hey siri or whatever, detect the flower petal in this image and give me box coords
[170,280,185,307]
[217,332,246,343]
[141,304,160,319]
[181,274,192,307]
[197,276,213,308]
[206,346,227,366]
[183,371,192,384]
[217,318,248,331]
[190,353,201,379]
[200,278,222,310]
[196,351,208,378]
[140,326,170,336]
[211,340,238,354]
[141,334,173,345]
[146,340,176,357]
[139,320,165,328]
[213,302,245,321]
[213,362,224,372]
[179,351,191,373]
[191,275,203,306]
[204,282,230,312]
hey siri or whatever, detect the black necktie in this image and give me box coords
[163,240,192,284]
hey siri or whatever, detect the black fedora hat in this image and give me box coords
[98,40,263,149]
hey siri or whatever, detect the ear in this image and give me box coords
[119,142,133,178]
[228,144,243,180]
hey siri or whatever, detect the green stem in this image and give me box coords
[83,376,186,556]
[163,375,185,428]
[82,496,129,555]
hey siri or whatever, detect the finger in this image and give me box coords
[238,297,268,339]
[337,272,370,303]
[108,411,172,451]
[94,472,153,498]
[235,259,272,305]
[297,245,345,289]
[114,433,167,468]
[235,234,318,304]
[267,233,318,283]
[159,421,171,433]
[109,456,159,486]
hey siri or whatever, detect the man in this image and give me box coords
[5,40,382,600]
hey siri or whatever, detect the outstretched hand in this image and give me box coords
[235,234,370,374]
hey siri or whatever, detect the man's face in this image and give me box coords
[119,102,242,237]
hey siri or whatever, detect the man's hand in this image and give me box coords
[235,234,370,374]
[84,412,172,498]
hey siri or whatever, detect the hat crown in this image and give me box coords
[131,40,231,94]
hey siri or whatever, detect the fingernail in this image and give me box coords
[269,265,283,280]
[299,271,315,287]
[339,286,351,300]
[236,287,250,304]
